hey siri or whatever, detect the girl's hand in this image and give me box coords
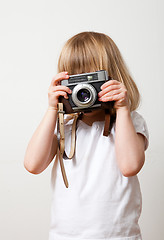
[48,72,72,108]
[98,80,130,111]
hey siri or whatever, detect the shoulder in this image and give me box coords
[131,111,149,150]
[131,111,144,121]
[130,111,148,131]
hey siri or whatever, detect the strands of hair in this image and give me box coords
[58,31,140,112]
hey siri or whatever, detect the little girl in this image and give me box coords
[24,31,149,240]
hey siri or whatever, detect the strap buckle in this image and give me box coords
[57,110,65,114]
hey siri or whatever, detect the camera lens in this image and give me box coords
[77,89,90,102]
[72,83,97,108]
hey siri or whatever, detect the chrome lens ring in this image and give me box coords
[72,83,97,108]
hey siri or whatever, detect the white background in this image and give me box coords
[0,0,163,239]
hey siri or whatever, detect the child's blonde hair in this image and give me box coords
[58,31,140,111]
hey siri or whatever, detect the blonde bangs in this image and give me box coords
[58,33,108,75]
[57,32,140,111]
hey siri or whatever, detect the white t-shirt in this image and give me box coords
[49,111,149,240]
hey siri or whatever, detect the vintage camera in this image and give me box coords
[59,70,112,114]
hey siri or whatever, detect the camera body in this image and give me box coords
[60,70,112,114]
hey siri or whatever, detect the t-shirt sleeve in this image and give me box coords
[131,111,149,150]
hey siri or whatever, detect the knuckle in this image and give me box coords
[48,88,52,94]
[58,72,65,78]
[109,85,114,91]
[53,92,58,97]
[51,77,57,84]
[52,76,56,81]
[67,87,71,91]
[123,90,127,95]
[109,95,113,100]
[107,86,111,91]
[111,80,117,84]
[108,80,113,85]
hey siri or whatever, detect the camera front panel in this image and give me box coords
[68,80,105,110]
[60,70,109,113]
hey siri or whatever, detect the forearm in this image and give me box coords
[24,107,58,174]
[115,106,145,177]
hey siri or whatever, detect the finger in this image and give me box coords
[50,85,72,94]
[99,89,122,99]
[98,85,121,98]
[99,92,124,102]
[52,91,69,99]
[101,80,120,90]
[51,72,69,86]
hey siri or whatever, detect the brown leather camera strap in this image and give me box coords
[103,109,111,136]
[56,103,111,188]
[56,103,80,188]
